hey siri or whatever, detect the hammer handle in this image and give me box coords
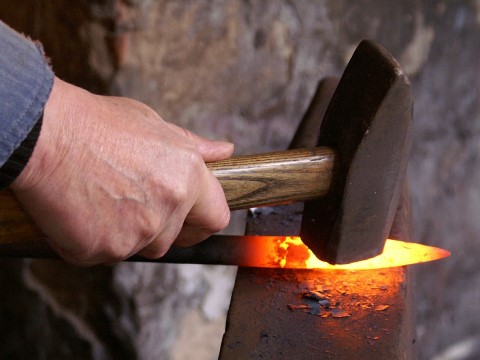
[208,147,334,209]
[0,147,335,245]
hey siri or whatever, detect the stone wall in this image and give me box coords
[1,1,479,359]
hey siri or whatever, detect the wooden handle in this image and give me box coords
[0,188,44,246]
[0,147,335,246]
[208,147,335,210]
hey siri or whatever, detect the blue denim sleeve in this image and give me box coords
[0,21,54,175]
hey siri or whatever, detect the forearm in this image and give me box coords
[0,21,54,187]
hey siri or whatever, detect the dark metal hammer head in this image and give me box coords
[300,40,413,264]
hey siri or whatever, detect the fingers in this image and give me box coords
[175,170,230,247]
[199,140,235,162]
[165,122,234,162]
[138,167,230,259]
[136,213,184,259]
[114,123,232,261]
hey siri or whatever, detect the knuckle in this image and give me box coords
[164,151,204,206]
[140,240,171,260]
[208,209,231,233]
[101,239,133,263]
[83,230,139,264]
[219,210,231,229]
[137,211,162,240]
[141,246,169,260]
[171,182,189,206]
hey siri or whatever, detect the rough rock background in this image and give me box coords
[1,1,479,359]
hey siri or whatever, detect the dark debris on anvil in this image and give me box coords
[287,284,392,319]
[301,290,329,302]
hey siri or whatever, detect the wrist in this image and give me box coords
[10,77,64,191]
[10,77,97,192]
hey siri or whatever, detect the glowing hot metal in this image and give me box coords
[153,235,450,270]
[270,237,450,270]
[0,234,450,269]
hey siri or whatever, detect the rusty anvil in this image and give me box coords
[0,40,412,265]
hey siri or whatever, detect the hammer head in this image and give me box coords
[300,40,413,264]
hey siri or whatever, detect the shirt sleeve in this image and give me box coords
[0,21,54,177]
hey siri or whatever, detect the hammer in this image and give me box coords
[0,40,412,265]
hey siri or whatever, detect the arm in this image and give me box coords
[1,23,233,265]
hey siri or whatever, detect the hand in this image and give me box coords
[11,77,233,265]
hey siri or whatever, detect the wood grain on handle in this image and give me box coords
[207,147,335,210]
[0,147,335,245]
[0,189,44,245]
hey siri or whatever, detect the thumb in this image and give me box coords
[197,139,234,162]
[165,122,234,162]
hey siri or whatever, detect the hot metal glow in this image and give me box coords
[273,237,450,270]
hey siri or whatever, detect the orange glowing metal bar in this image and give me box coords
[271,237,450,270]
[0,233,450,269]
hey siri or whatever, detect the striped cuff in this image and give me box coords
[0,113,43,189]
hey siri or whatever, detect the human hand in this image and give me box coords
[11,77,233,265]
